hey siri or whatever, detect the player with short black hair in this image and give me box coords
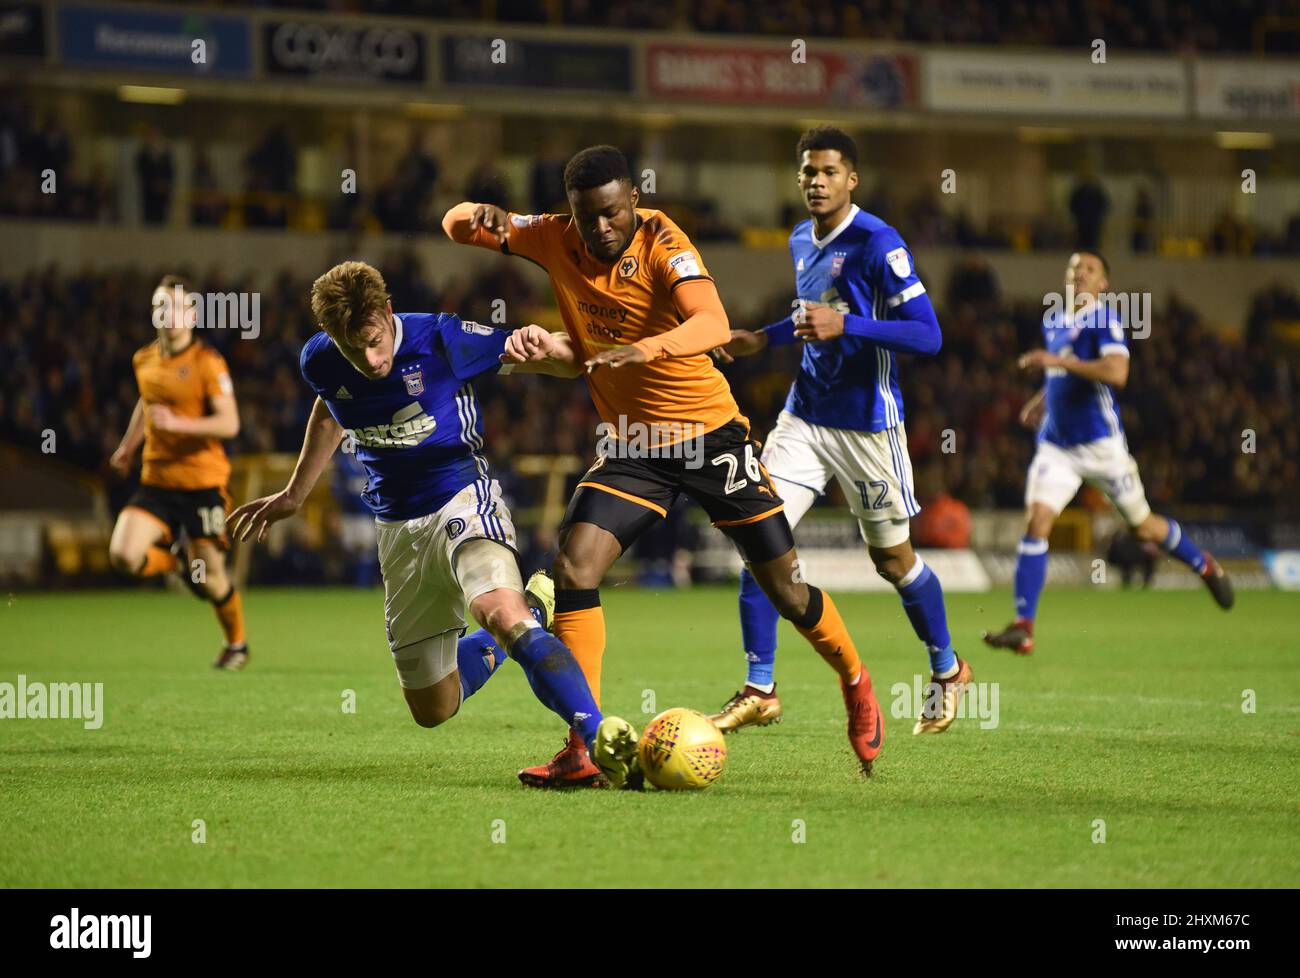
[444,144,885,787]
[714,126,972,735]
[108,275,248,670]
[796,126,860,168]
[563,144,631,194]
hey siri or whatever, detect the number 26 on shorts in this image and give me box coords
[712,444,762,495]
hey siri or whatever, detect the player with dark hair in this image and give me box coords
[983,251,1233,654]
[108,275,249,670]
[444,143,886,787]
[714,126,971,735]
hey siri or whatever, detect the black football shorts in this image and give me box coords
[124,484,232,550]
[561,419,794,564]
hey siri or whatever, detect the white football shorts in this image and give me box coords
[375,478,520,689]
[759,410,919,548]
[1025,434,1152,525]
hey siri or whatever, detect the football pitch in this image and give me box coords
[2,586,1297,888]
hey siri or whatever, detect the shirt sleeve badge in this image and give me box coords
[667,251,701,279]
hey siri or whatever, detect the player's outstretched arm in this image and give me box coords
[714,306,803,362]
[441,201,510,247]
[1018,350,1130,389]
[712,328,771,364]
[228,397,344,543]
[1061,352,1130,389]
[587,279,730,371]
[109,398,146,476]
[499,324,581,378]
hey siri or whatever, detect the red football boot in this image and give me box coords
[840,671,885,777]
[982,619,1035,655]
[518,729,607,789]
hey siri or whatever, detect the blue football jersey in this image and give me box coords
[1040,302,1130,448]
[299,313,508,521]
[783,205,929,433]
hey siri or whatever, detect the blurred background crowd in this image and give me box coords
[4,253,1296,523]
[2,0,1298,587]
[5,97,1300,258]
[198,0,1300,54]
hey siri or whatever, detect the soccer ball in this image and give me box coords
[637,708,727,790]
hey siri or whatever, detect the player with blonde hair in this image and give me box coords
[229,261,635,783]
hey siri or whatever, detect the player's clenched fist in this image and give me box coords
[794,301,846,342]
[467,204,511,244]
[501,324,556,364]
[147,404,182,433]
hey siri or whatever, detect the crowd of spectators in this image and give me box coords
[212,0,1300,54]
[3,256,1296,524]
[0,102,113,223]
[0,100,515,237]
[8,114,1300,259]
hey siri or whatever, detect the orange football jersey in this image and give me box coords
[132,338,233,490]
[468,208,741,440]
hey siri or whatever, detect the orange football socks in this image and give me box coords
[792,586,864,685]
[553,588,604,707]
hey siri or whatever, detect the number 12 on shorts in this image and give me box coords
[856,479,890,511]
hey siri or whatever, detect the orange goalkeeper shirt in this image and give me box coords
[133,338,233,490]
[457,208,741,439]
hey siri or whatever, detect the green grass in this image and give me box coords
[1,585,1297,888]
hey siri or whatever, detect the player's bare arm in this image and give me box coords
[441,201,510,245]
[500,324,582,378]
[229,397,344,542]
[109,397,146,475]
[712,328,769,364]
[1019,387,1047,429]
[1019,349,1129,388]
[586,278,730,371]
[148,392,240,439]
